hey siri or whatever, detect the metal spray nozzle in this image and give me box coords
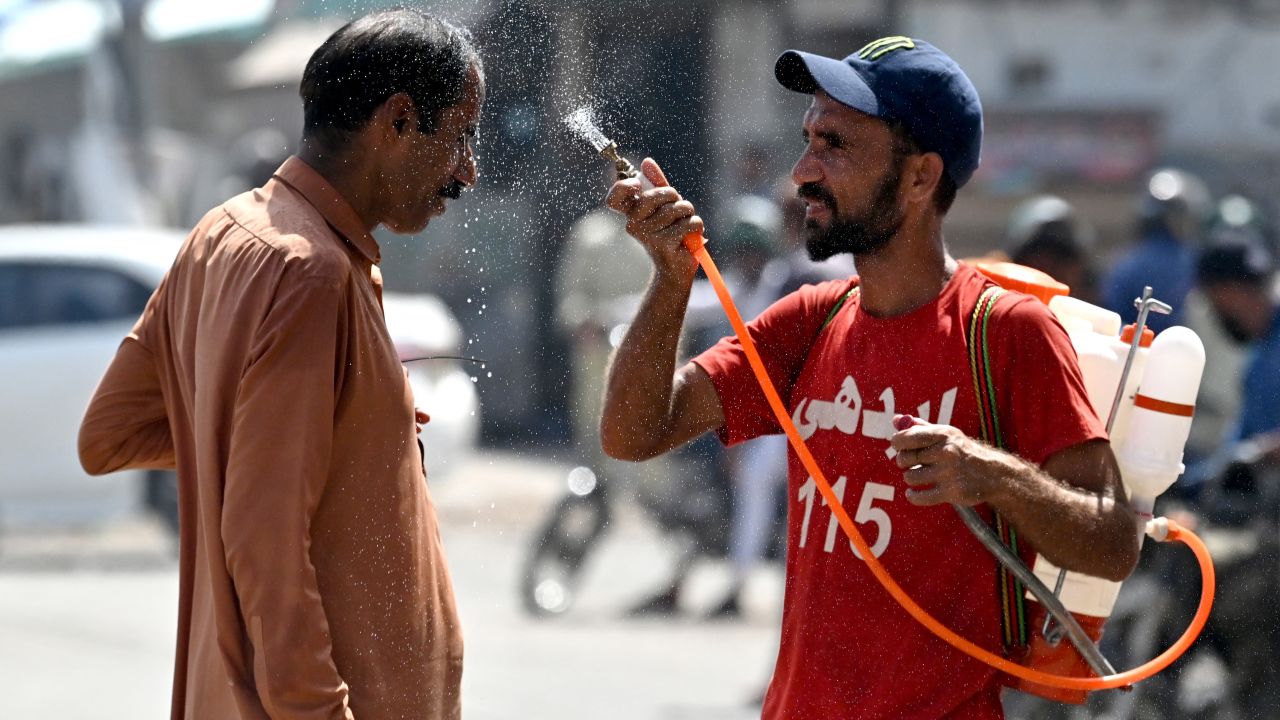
[599,141,638,180]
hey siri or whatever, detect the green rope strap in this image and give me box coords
[819,285,860,334]
[967,286,1028,651]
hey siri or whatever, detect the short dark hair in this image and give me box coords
[300,9,482,150]
[886,119,958,214]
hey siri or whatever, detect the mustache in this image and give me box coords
[439,180,465,200]
[797,182,836,208]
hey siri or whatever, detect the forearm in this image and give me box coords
[79,337,174,475]
[601,268,695,460]
[599,156,718,460]
[984,448,1138,582]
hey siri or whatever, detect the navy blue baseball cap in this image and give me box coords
[775,37,983,188]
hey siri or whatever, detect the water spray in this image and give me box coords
[567,108,1215,695]
[564,107,636,180]
[564,107,702,256]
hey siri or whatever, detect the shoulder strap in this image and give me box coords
[818,284,860,335]
[968,286,1007,449]
[967,285,1029,652]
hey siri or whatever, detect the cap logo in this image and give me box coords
[857,36,915,61]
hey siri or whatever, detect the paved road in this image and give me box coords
[1,450,783,719]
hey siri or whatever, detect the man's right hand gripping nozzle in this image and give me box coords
[604,157,702,283]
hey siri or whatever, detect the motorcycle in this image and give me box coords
[1006,435,1280,719]
[518,431,741,617]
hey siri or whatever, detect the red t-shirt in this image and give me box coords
[692,263,1105,719]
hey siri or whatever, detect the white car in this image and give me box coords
[0,224,480,534]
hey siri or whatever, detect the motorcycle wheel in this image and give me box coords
[519,471,611,617]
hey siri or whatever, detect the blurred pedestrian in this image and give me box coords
[1001,194,1100,305]
[1103,168,1212,331]
[1155,220,1280,718]
[78,10,482,719]
[555,204,652,472]
[601,36,1137,719]
[1196,223,1280,451]
[1181,196,1269,466]
[714,197,787,619]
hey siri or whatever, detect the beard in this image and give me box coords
[800,160,906,261]
[1216,312,1255,345]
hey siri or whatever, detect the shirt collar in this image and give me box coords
[272,156,381,265]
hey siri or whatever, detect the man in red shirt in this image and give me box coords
[600,37,1140,718]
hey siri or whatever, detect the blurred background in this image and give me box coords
[2,0,1280,718]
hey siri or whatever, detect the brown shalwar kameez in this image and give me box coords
[79,157,463,720]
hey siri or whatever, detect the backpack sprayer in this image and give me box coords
[567,108,1215,699]
[968,263,1213,701]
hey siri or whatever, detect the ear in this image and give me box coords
[379,92,418,139]
[904,152,945,208]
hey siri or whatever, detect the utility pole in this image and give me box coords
[112,0,150,148]
[883,0,904,32]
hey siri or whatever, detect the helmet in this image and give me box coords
[1139,168,1213,241]
[1199,193,1277,286]
[722,193,780,257]
[1215,194,1261,230]
[1210,194,1276,252]
[1003,195,1093,263]
[1197,224,1275,286]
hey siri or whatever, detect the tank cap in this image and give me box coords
[970,260,1069,305]
[1120,323,1155,347]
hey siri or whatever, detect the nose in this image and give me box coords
[792,147,820,187]
[455,144,478,187]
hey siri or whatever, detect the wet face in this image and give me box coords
[1203,282,1268,345]
[379,65,484,235]
[791,92,907,260]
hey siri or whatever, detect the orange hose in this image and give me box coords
[669,217,1215,688]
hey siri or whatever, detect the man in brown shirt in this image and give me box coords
[78,10,483,719]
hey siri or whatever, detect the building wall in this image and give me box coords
[911,0,1280,154]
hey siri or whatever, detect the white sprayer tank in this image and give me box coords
[1030,297,1204,619]
[1049,295,1149,449]
[1118,326,1206,518]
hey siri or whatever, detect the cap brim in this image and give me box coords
[775,50,880,117]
